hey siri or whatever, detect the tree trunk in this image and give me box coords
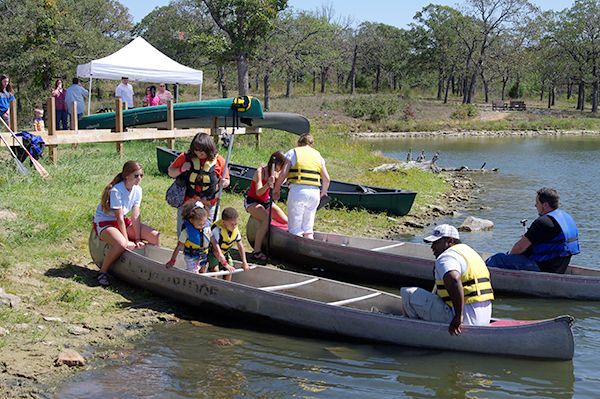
[437,71,443,100]
[255,74,260,92]
[285,76,292,98]
[451,75,456,95]
[393,75,398,91]
[374,65,381,93]
[567,79,573,99]
[551,87,556,106]
[577,80,585,111]
[540,83,545,102]
[218,65,228,98]
[320,66,328,93]
[263,73,270,111]
[501,78,508,100]
[236,53,249,96]
[345,44,358,94]
[592,79,598,113]
[480,71,489,103]
[444,75,451,104]
[547,85,552,108]
[312,70,316,93]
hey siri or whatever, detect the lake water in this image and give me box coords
[55,135,600,398]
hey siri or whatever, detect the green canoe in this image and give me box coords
[157,146,416,216]
[79,97,264,130]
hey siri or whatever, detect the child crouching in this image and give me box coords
[209,207,250,280]
[166,200,211,273]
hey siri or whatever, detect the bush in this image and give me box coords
[341,96,401,122]
[508,83,524,99]
[402,103,416,121]
[450,104,479,120]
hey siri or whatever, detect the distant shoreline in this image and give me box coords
[351,129,600,138]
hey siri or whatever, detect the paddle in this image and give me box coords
[0,132,28,175]
[266,161,276,259]
[213,130,235,221]
[317,194,332,210]
[0,118,49,178]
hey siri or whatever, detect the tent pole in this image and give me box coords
[87,77,93,115]
[198,83,202,100]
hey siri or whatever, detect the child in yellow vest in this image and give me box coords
[33,108,45,132]
[208,207,250,280]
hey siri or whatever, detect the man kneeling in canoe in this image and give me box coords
[401,225,494,335]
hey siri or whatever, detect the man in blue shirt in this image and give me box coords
[65,78,89,125]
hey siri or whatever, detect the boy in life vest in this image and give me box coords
[208,207,250,280]
[166,200,211,273]
[33,108,44,132]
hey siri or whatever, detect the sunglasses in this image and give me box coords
[133,173,144,178]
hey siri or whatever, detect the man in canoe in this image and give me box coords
[485,187,580,274]
[401,224,494,335]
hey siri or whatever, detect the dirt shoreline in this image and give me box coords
[352,129,600,138]
[1,172,478,399]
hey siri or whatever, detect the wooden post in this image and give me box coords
[46,97,58,163]
[8,100,17,133]
[70,101,78,149]
[256,128,261,149]
[115,98,124,155]
[166,100,175,149]
[211,116,219,145]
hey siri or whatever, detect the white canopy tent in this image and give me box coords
[76,37,203,114]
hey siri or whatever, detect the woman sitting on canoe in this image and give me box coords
[245,151,288,260]
[273,134,330,239]
[168,133,230,234]
[93,161,160,287]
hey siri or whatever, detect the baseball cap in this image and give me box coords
[423,224,460,243]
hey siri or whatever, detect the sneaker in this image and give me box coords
[97,272,110,287]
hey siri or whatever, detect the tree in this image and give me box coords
[201,0,288,96]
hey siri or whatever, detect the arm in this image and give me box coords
[236,241,249,271]
[320,163,330,198]
[273,159,291,201]
[253,167,271,197]
[166,242,184,268]
[510,236,532,255]
[167,154,191,178]
[130,205,144,248]
[210,236,227,266]
[113,208,135,249]
[443,270,464,336]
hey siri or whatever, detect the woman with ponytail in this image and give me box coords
[93,161,160,286]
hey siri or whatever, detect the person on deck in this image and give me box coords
[245,151,288,261]
[51,79,68,130]
[0,75,15,125]
[93,161,160,287]
[115,77,134,108]
[157,83,173,105]
[144,85,160,106]
[273,134,330,239]
[486,187,580,274]
[65,78,88,123]
[401,224,494,335]
[167,133,230,234]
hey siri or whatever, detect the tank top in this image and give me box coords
[247,167,270,203]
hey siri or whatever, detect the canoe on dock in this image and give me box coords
[88,231,574,360]
[247,218,600,300]
[157,146,417,216]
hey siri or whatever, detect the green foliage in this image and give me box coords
[508,83,524,99]
[450,104,479,120]
[341,95,400,121]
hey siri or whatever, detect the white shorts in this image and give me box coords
[287,185,320,236]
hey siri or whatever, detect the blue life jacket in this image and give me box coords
[182,220,209,259]
[15,131,45,161]
[529,209,580,262]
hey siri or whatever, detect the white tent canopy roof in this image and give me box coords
[76,37,203,85]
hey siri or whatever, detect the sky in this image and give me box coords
[120,0,575,27]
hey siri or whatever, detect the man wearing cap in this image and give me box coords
[485,187,580,274]
[115,77,134,109]
[401,224,494,335]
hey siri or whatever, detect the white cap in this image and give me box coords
[423,224,460,243]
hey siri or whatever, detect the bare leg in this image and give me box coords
[247,204,268,252]
[271,203,288,224]
[99,227,128,273]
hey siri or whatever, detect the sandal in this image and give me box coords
[251,251,267,261]
[97,272,110,287]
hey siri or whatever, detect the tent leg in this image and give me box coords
[88,78,93,115]
[199,84,202,100]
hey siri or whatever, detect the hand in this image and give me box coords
[225,264,236,273]
[267,175,276,187]
[272,188,280,201]
[166,259,175,268]
[320,190,327,198]
[135,241,145,249]
[448,314,462,336]
[126,241,136,250]
[180,162,191,173]
[242,261,250,271]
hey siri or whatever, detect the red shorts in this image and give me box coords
[93,217,132,236]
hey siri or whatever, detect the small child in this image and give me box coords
[209,207,250,281]
[33,108,44,132]
[166,200,211,273]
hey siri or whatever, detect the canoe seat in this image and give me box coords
[259,277,319,292]
[328,292,381,306]
[356,185,376,194]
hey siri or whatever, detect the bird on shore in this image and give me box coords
[431,151,440,164]
[406,148,412,162]
[416,150,425,162]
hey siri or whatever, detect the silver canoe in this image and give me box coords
[89,231,574,360]
[247,219,600,300]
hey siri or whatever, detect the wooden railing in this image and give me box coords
[1,98,261,163]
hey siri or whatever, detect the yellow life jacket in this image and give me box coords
[212,219,240,253]
[187,157,218,198]
[435,243,494,306]
[287,146,322,186]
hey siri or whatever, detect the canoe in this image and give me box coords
[88,231,575,360]
[157,146,417,216]
[79,97,265,130]
[247,218,600,300]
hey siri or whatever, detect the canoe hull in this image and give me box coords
[89,231,574,360]
[157,146,417,216]
[247,218,600,300]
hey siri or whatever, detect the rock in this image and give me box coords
[43,316,63,323]
[55,349,86,367]
[0,327,9,336]
[0,209,18,221]
[403,220,426,229]
[459,216,494,232]
[68,325,90,335]
[13,323,29,331]
[0,288,21,309]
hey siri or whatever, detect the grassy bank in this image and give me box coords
[0,127,446,395]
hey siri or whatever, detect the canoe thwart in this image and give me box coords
[202,266,256,278]
[260,277,320,292]
[328,292,382,306]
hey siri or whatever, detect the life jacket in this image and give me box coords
[212,219,240,253]
[15,131,45,161]
[529,209,580,262]
[185,156,218,200]
[435,244,494,307]
[182,220,209,258]
[287,146,322,186]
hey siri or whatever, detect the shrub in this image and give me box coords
[402,103,416,121]
[341,96,401,122]
[450,104,479,120]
